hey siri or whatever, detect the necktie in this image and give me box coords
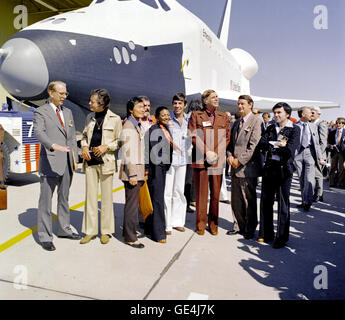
[56,107,66,134]
[301,123,309,148]
[336,129,342,146]
[237,118,244,134]
[206,109,215,125]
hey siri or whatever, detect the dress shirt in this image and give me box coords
[300,121,311,147]
[141,116,155,133]
[205,108,215,125]
[50,101,65,125]
[242,111,253,124]
[169,112,191,166]
[272,120,293,161]
[336,128,343,146]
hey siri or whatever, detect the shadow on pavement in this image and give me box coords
[237,177,345,300]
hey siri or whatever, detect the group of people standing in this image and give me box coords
[33,80,340,252]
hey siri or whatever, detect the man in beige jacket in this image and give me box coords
[227,95,262,239]
[80,89,122,244]
[118,97,147,248]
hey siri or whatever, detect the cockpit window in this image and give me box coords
[95,0,105,3]
[139,0,158,9]
[158,0,170,11]
[52,18,67,24]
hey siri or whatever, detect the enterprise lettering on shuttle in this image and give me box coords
[202,28,212,44]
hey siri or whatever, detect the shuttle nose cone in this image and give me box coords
[0,38,49,98]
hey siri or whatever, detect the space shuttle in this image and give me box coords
[0,0,339,131]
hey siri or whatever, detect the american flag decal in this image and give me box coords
[22,144,40,173]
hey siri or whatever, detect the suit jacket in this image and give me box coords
[228,113,262,178]
[81,109,122,174]
[327,128,345,156]
[259,121,301,179]
[314,119,328,158]
[118,118,146,181]
[295,120,323,169]
[33,102,77,176]
[188,109,230,173]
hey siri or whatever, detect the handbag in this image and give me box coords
[139,181,153,220]
[86,151,104,166]
[0,185,7,210]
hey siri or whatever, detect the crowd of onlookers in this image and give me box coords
[33,80,345,251]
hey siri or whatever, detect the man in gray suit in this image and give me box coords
[227,95,262,239]
[294,107,324,211]
[34,81,80,251]
[311,106,328,202]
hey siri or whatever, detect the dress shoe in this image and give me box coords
[136,231,145,239]
[100,234,110,244]
[226,230,240,236]
[272,238,286,249]
[296,203,305,209]
[304,204,311,212]
[173,226,185,232]
[157,239,167,243]
[196,230,205,235]
[257,237,274,243]
[220,200,231,204]
[126,241,145,249]
[80,234,97,244]
[226,230,240,235]
[187,206,195,212]
[313,195,320,202]
[166,231,172,236]
[58,233,82,240]
[210,230,218,236]
[319,195,324,202]
[243,233,254,240]
[190,201,196,207]
[41,242,56,251]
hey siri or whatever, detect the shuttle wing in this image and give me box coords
[250,95,340,111]
[216,90,340,112]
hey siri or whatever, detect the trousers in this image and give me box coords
[164,165,187,231]
[37,161,73,242]
[259,174,292,242]
[193,168,222,233]
[231,175,258,236]
[82,164,115,236]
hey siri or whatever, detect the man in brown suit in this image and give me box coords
[188,90,230,235]
[227,95,262,239]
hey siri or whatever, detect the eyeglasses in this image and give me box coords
[336,122,344,125]
[54,90,69,97]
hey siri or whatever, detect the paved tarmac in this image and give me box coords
[0,164,344,300]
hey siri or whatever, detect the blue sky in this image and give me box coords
[177,0,344,121]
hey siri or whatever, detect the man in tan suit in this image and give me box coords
[227,95,262,239]
[188,90,230,235]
